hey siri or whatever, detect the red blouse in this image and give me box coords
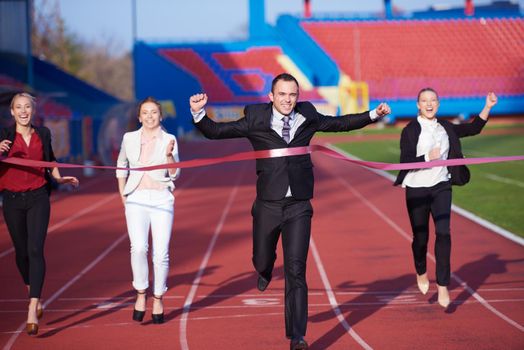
[0,132,46,192]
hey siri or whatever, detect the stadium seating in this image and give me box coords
[40,99,73,118]
[159,46,325,104]
[0,74,25,90]
[301,18,524,99]
[0,74,72,118]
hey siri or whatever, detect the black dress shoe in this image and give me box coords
[132,309,145,322]
[151,313,164,324]
[290,338,308,350]
[257,275,270,292]
[132,290,146,322]
[152,295,164,324]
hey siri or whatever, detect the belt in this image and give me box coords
[2,185,48,197]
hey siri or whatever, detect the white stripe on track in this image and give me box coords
[323,159,524,333]
[179,165,245,350]
[3,287,524,304]
[0,194,118,259]
[484,173,524,188]
[2,233,128,350]
[310,238,373,349]
[4,298,524,320]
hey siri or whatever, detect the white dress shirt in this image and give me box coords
[402,116,450,188]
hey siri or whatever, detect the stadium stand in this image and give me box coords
[135,0,524,127]
[0,54,120,160]
[301,17,524,100]
[159,46,326,104]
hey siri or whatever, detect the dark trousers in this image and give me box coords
[2,186,50,298]
[406,181,452,286]
[251,197,313,339]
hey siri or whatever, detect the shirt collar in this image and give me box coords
[272,106,295,121]
[139,126,162,140]
[417,115,438,127]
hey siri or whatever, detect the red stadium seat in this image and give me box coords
[301,18,524,99]
[160,47,325,103]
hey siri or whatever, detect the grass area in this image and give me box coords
[333,131,524,238]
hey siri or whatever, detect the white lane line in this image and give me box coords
[179,165,245,350]
[324,161,524,333]
[310,238,373,350]
[450,205,524,246]
[1,312,284,335]
[484,173,524,188]
[0,194,118,259]
[4,287,524,304]
[53,296,185,301]
[324,144,524,247]
[4,298,524,318]
[5,293,524,336]
[3,233,128,350]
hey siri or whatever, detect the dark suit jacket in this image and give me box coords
[194,101,374,200]
[0,125,57,192]
[394,116,487,187]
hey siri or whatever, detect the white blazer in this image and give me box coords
[116,128,181,196]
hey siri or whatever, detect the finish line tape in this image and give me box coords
[1,145,523,172]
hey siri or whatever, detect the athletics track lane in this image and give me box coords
[0,138,522,349]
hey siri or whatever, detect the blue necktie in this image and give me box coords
[282,116,290,143]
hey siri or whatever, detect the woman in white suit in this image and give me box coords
[116,97,180,324]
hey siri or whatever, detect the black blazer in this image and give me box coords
[194,101,374,200]
[394,116,487,187]
[0,125,57,192]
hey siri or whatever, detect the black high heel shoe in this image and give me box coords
[132,290,146,322]
[151,295,164,324]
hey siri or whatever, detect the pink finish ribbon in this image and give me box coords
[1,145,523,171]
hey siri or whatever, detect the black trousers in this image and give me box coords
[405,181,452,286]
[2,186,50,298]
[251,197,313,339]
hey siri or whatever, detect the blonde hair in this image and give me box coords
[417,87,439,102]
[10,92,36,110]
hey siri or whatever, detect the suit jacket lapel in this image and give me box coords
[128,129,141,163]
[293,103,313,138]
[264,103,286,141]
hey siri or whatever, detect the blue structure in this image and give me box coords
[133,0,524,130]
[0,53,120,161]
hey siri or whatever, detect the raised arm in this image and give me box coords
[190,93,248,139]
[479,92,498,121]
[317,102,391,132]
[453,92,497,138]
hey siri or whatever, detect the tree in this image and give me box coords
[31,0,133,101]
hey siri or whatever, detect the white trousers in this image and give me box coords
[125,189,174,296]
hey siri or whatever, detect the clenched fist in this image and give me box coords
[190,93,208,113]
[485,92,498,109]
[376,102,391,117]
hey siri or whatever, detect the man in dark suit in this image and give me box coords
[190,73,390,349]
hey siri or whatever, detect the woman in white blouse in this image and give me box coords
[394,88,497,308]
[116,97,180,323]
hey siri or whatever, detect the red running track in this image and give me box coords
[0,139,523,349]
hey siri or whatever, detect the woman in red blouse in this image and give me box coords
[0,92,79,335]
